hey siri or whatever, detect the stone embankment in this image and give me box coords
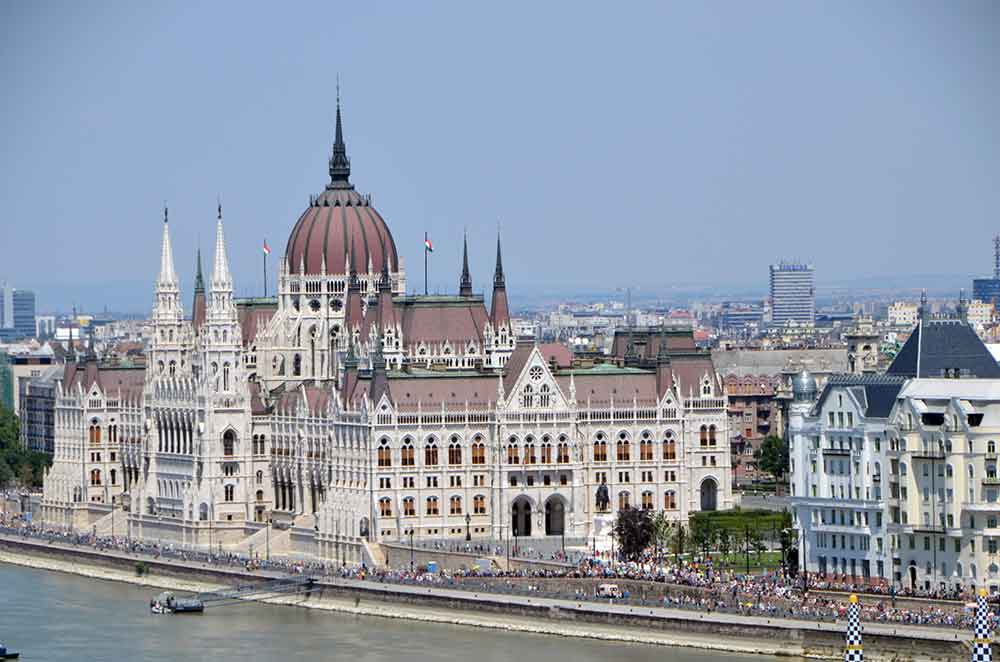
[0,534,979,661]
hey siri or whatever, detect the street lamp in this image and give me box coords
[409,528,415,572]
[465,512,471,542]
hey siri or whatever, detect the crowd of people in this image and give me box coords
[0,513,991,632]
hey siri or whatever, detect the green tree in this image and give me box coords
[0,460,13,490]
[755,435,789,479]
[651,511,672,563]
[689,516,716,560]
[613,506,654,561]
[0,404,49,489]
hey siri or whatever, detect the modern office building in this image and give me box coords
[0,285,37,340]
[769,262,815,326]
[973,235,1000,306]
[19,366,61,453]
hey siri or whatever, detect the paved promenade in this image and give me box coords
[0,531,970,646]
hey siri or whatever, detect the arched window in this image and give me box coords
[708,425,717,446]
[616,435,630,461]
[990,440,997,454]
[256,470,263,484]
[557,440,570,463]
[448,439,462,465]
[522,384,533,408]
[640,432,653,461]
[641,491,654,510]
[593,436,607,462]
[473,494,486,514]
[507,439,520,465]
[378,440,392,467]
[700,425,708,447]
[524,439,537,464]
[663,432,676,460]
[90,469,101,486]
[618,491,630,511]
[293,354,302,376]
[424,440,438,466]
[541,438,553,464]
[403,497,415,517]
[223,362,231,390]
[223,430,236,457]
[450,495,462,515]
[539,384,551,407]
[110,469,117,485]
[169,360,176,377]
[664,490,677,510]
[426,496,439,515]
[472,439,486,465]
[401,439,415,466]
[379,498,392,517]
[256,490,264,502]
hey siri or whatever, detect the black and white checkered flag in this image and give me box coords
[844,593,863,662]
[973,589,993,662]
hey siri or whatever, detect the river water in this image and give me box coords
[0,563,771,662]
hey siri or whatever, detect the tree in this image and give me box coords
[613,506,654,561]
[717,529,732,567]
[755,435,789,479]
[651,511,672,563]
[0,404,49,489]
[0,460,13,490]
[689,516,716,560]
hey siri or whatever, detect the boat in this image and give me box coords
[0,642,20,660]
[150,591,204,615]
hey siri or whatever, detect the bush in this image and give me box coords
[135,561,148,577]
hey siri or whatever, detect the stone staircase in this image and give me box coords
[230,525,292,558]
[362,540,387,569]
[92,508,128,538]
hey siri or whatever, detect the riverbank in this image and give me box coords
[0,535,976,661]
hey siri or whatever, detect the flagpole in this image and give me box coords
[424,231,428,296]
[264,250,268,298]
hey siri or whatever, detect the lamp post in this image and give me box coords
[266,516,271,562]
[409,528,415,573]
[465,512,471,542]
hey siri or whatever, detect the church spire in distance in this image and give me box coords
[328,77,352,187]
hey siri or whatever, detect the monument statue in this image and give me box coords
[595,479,610,512]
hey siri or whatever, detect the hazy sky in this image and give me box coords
[2,1,998,312]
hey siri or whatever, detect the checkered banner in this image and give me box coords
[844,594,863,662]
[973,590,993,662]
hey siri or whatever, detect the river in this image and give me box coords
[0,562,773,661]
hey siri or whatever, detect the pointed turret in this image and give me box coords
[192,248,206,332]
[624,326,639,367]
[918,289,928,321]
[490,232,510,326]
[459,232,473,296]
[656,324,673,396]
[158,206,178,288]
[376,240,396,336]
[327,84,352,189]
[344,255,364,332]
[211,202,232,293]
[958,288,968,323]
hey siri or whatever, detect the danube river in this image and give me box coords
[1,563,772,662]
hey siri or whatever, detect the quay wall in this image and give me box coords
[0,535,978,661]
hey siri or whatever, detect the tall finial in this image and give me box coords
[163,203,168,224]
[328,79,351,187]
[994,234,1000,280]
[217,195,222,220]
[493,229,505,289]
[919,289,928,321]
[460,230,473,296]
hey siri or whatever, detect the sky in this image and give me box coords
[2,1,998,313]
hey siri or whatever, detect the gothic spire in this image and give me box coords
[194,248,205,294]
[328,82,352,187]
[158,205,178,288]
[493,232,505,289]
[211,201,232,291]
[657,322,671,362]
[459,231,473,296]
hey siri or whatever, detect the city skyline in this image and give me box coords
[3,1,999,313]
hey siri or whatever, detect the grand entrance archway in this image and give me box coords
[512,497,532,537]
[545,496,565,536]
[700,477,718,512]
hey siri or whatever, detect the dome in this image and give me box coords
[285,189,398,277]
[284,100,398,277]
[792,370,817,402]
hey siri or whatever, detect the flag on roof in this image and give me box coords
[263,240,271,256]
[424,237,433,252]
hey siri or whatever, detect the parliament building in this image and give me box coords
[40,102,731,562]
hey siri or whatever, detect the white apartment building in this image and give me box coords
[888,302,918,328]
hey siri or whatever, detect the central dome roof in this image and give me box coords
[285,102,398,277]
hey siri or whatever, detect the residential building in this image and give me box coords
[888,302,919,328]
[19,366,61,453]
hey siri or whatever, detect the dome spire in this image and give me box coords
[328,77,352,188]
[493,230,505,289]
[459,230,472,296]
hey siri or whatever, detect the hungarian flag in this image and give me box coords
[424,237,433,252]
[263,240,271,256]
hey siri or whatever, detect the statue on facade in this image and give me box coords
[595,478,610,512]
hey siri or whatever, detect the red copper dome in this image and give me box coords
[284,99,398,276]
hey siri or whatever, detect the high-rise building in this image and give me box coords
[972,235,1000,305]
[0,285,37,340]
[769,262,815,325]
